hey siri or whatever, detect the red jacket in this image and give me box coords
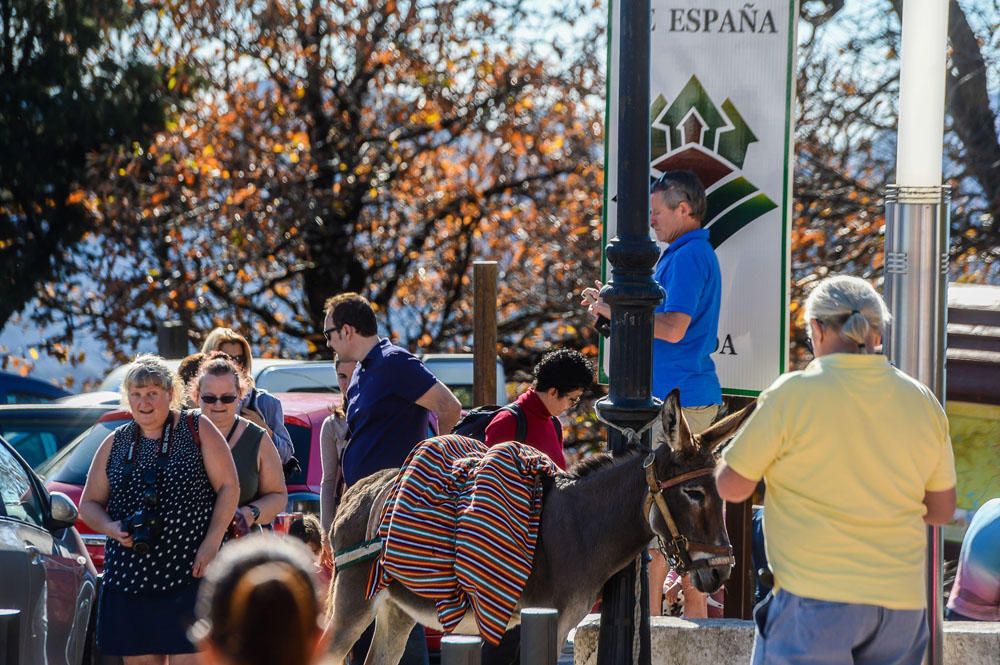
[484,389,565,469]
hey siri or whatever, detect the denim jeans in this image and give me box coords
[751,590,928,665]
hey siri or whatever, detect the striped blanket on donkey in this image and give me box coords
[364,434,561,646]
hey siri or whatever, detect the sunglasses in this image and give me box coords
[141,467,158,509]
[224,354,247,367]
[200,393,239,405]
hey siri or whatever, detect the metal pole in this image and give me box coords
[887,2,951,663]
[473,261,499,407]
[442,635,483,665]
[520,608,559,665]
[883,186,950,665]
[596,1,657,665]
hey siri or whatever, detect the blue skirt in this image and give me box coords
[97,582,200,655]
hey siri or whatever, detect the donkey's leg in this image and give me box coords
[364,600,417,665]
[324,564,380,663]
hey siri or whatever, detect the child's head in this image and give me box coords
[192,535,322,665]
[288,514,324,557]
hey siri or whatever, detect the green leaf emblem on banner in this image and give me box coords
[650,76,777,248]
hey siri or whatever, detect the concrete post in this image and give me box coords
[442,635,483,665]
[521,608,560,665]
[0,609,20,664]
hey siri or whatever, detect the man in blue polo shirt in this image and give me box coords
[323,292,462,665]
[322,292,462,487]
[581,169,722,616]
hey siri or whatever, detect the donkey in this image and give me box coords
[324,391,755,665]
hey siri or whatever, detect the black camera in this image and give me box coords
[122,467,162,555]
[122,509,162,555]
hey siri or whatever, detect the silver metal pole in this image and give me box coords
[882,184,950,665]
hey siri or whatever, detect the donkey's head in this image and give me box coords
[646,390,756,593]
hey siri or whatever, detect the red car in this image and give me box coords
[39,393,338,570]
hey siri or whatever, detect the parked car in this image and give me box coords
[278,392,339,515]
[0,435,98,665]
[39,411,131,569]
[0,371,71,404]
[421,353,506,407]
[98,358,337,394]
[97,354,506,406]
[0,404,117,469]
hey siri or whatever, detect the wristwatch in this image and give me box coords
[247,504,261,525]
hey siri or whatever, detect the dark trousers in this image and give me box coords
[482,626,521,665]
[350,622,428,665]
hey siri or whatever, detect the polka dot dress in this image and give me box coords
[104,412,215,594]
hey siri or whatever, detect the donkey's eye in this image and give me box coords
[682,487,706,501]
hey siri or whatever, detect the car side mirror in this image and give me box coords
[48,492,79,530]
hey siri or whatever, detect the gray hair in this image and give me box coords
[120,353,185,411]
[804,276,892,353]
[650,170,707,223]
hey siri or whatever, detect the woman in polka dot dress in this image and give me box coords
[80,354,239,663]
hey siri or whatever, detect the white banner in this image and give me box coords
[601,0,798,395]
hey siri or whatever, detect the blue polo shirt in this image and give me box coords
[652,228,722,406]
[342,338,438,486]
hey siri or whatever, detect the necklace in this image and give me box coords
[225,418,241,444]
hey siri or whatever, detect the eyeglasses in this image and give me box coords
[323,325,344,342]
[565,393,582,407]
[200,394,239,405]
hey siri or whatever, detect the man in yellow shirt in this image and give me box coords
[715,275,956,665]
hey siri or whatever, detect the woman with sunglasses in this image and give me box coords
[193,354,287,536]
[80,354,239,664]
[201,327,295,466]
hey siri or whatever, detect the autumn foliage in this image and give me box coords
[33,0,606,375]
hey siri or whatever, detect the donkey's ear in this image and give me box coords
[699,400,757,453]
[656,389,693,453]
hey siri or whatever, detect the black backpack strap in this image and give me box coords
[248,387,259,411]
[552,416,563,444]
[503,403,528,443]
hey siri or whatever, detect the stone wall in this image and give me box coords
[572,615,1000,665]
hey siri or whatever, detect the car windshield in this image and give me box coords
[0,419,100,469]
[38,420,121,485]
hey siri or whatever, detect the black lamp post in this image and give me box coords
[595,2,658,665]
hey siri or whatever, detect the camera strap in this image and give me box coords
[126,410,178,466]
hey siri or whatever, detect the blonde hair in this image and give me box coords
[202,327,254,375]
[804,275,892,353]
[120,353,185,411]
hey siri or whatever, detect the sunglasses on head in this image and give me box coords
[223,353,247,367]
[200,394,239,405]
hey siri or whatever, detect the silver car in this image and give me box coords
[0,436,97,664]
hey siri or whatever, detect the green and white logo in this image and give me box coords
[651,75,777,248]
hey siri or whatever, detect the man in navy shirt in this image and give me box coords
[581,169,722,616]
[322,292,462,487]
